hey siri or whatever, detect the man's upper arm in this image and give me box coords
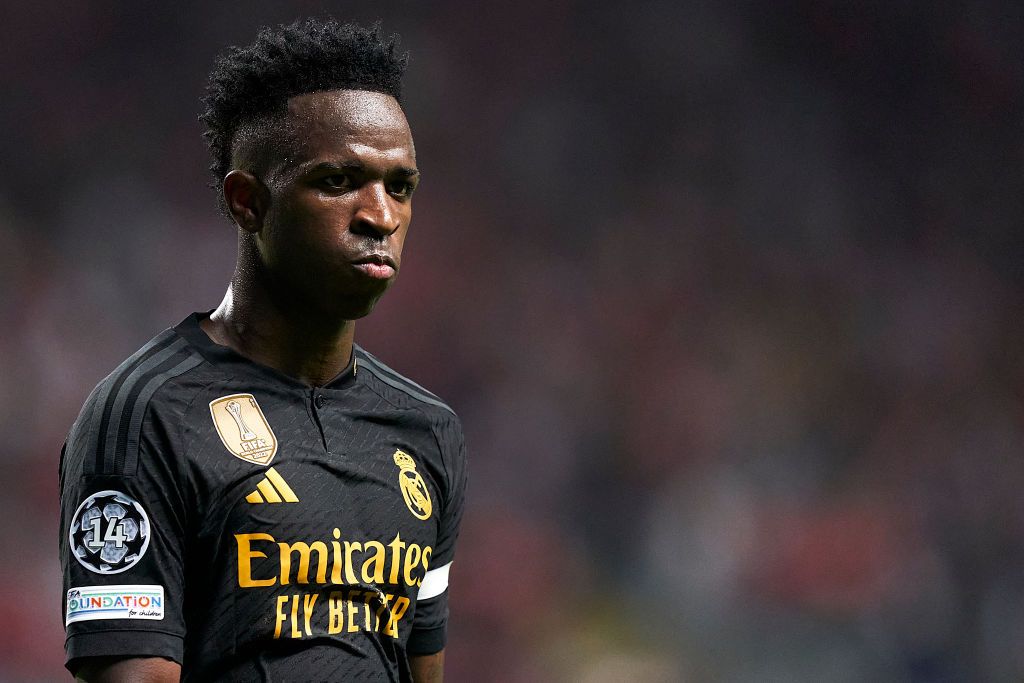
[407,412,468,657]
[409,650,445,683]
[60,339,201,674]
[73,656,181,683]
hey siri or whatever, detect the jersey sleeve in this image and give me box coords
[59,376,193,673]
[407,412,468,655]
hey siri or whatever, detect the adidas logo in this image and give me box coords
[245,467,299,504]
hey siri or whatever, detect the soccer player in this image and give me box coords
[59,19,466,683]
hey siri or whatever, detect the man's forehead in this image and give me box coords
[286,89,409,137]
[274,89,415,168]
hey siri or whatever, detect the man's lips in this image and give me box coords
[351,253,397,279]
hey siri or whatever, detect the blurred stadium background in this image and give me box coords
[3,2,1024,681]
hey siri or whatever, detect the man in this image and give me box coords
[59,19,466,682]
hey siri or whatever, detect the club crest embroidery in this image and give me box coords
[209,393,278,465]
[394,449,432,520]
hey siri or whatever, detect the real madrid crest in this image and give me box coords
[394,449,432,520]
[209,393,278,465]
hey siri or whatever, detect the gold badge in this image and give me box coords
[209,393,278,465]
[394,449,432,520]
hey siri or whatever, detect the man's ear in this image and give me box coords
[223,170,269,233]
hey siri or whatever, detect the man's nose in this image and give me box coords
[350,182,399,237]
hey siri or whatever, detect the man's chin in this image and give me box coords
[282,275,393,321]
[328,288,389,321]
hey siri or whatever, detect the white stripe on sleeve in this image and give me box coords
[417,562,452,600]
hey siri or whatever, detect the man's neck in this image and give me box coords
[201,279,356,388]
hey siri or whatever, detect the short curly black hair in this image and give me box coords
[200,18,408,201]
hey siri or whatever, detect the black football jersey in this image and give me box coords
[59,313,467,682]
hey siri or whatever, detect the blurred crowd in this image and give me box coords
[3,2,1023,681]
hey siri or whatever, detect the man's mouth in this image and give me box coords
[351,253,397,280]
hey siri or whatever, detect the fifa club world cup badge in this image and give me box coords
[209,393,278,465]
[394,449,432,520]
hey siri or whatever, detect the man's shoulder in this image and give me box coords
[82,326,209,417]
[65,326,210,473]
[353,345,458,423]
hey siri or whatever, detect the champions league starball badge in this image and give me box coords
[69,490,151,574]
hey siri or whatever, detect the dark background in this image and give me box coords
[3,2,1024,681]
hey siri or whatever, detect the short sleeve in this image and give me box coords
[408,413,467,655]
[60,366,194,673]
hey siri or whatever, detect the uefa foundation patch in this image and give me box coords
[66,585,164,625]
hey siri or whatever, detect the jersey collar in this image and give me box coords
[173,312,358,391]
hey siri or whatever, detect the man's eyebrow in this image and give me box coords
[306,161,364,173]
[304,161,420,177]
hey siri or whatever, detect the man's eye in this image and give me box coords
[320,175,351,190]
[387,181,415,197]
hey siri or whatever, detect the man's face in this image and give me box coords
[254,89,418,320]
